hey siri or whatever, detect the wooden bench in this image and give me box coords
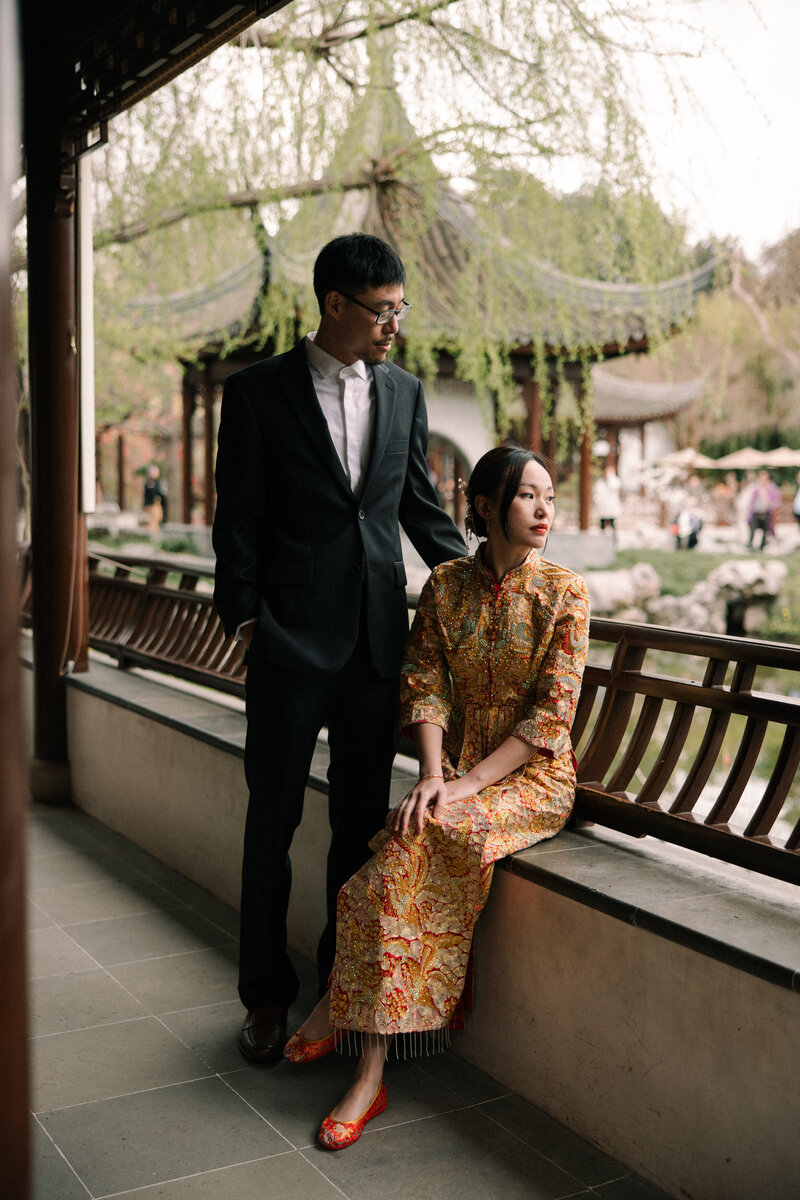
[20,549,800,884]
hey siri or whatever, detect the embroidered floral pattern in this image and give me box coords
[329,551,589,1043]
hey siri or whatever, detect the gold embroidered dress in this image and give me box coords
[329,549,589,1044]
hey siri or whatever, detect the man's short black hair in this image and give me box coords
[313,233,406,314]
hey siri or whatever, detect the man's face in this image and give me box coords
[319,284,406,365]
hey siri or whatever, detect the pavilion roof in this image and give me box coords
[131,40,721,356]
[591,362,707,425]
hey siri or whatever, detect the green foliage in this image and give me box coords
[14,1,715,436]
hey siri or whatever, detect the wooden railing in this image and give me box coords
[19,549,800,884]
[572,621,800,885]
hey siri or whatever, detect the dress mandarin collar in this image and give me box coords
[474,543,538,587]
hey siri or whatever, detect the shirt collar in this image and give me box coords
[305,332,369,382]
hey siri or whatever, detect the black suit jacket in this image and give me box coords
[212,340,467,678]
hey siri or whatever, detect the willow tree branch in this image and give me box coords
[242,0,459,53]
[731,254,800,374]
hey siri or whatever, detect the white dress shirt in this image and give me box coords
[305,331,375,500]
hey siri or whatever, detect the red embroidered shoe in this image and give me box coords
[317,1081,388,1150]
[283,1028,336,1064]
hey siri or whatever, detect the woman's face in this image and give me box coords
[485,459,555,553]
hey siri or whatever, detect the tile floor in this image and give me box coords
[28,801,671,1200]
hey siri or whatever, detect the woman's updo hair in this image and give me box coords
[465,445,552,540]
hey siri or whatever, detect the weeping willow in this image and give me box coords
[37,0,720,435]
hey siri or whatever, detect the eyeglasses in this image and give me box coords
[340,293,412,325]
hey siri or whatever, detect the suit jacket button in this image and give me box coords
[358,509,366,520]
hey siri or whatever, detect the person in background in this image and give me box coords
[212,233,466,1069]
[592,462,622,532]
[747,470,781,551]
[143,463,167,531]
[284,445,589,1151]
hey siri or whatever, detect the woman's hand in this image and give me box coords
[390,775,449,837]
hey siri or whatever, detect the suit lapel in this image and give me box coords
[280,342,352,495]
[361,362,397,500]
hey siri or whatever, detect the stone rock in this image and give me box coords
[584,562,661,615]
[646,558,787,635]
[585,556,787,636]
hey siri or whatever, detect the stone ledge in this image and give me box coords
[505,830,800,994]
[41,647,800,997]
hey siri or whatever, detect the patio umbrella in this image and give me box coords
[660,447,717,469]
[761,447,800,468]
[713,447,768,469]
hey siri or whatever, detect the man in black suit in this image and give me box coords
[212,233,466,1065]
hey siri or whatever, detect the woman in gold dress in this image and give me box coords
[284,444,590,1149]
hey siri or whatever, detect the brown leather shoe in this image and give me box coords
[239,1006,287,1066]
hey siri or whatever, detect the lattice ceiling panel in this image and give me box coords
[61,0,290,133]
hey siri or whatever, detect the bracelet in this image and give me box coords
[418,774,444,783]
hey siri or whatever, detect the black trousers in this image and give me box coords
[238,611,398,1010]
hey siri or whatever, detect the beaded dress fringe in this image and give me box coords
[333,1025,451,1059]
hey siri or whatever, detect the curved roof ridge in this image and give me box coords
[592,363,708,404]
[530,254,721,304]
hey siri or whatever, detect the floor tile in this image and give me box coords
[28,818,89,859]
[159,1000,248,1075]
[38,1076,291,1197]
[29,925,101,979]
[414,1048,510,1105]
[24,802,674,1200]
[31,968,147,1036]
[101,1154,344,1199]
[32,1118,92,1200]
[32,1015,210,1111]
[307,1103,586,1200]
[594,1175,673,1199]
[478,1094,628,1187]
[63,907,235,967]
[31,873,175,926]
[27,847,142,892]
[107,944,239,1013]
[28,899,55,930]
[222,1056,357,1149]
[182,890,240,939]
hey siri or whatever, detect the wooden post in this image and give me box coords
[181,375,194,523]
[547,379,558,470]
[24,13,87,800]
[0,3,31,1193]
[608,426,619,472]
[202,366,214,527]
[579,425,592,531]
[523,378,543,452]
[117,431,125,511]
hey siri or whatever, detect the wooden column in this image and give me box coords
[117,432,125,510]
[574,376,592,531]
[579,425,592,530]
[607,426,619,472]
[24,10,87,800]
[181,375,194,523]
[547,380,558,470]
[1,2,31,1193]
[202,366,214,527]
[523,377,543,452]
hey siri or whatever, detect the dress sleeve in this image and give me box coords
[513,577,590,756]
[399,574,452,734]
